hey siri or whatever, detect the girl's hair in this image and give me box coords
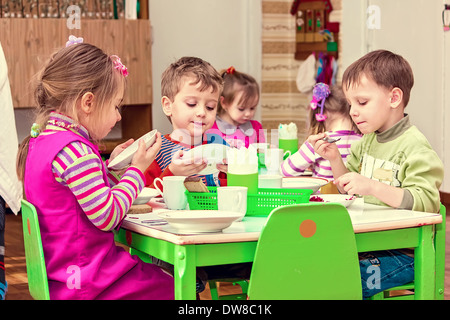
[17,42,126,181]
[217,68,260,116]
[308,84,359,135]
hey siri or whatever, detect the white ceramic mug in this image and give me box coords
[154,176,187,210]
[264,148,290,174]
[258,174,282,188]
[217,186,247,221]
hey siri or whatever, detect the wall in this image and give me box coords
[260,0,342,145]
[342,0,449,192]
[149,0,262,136]
[12,0,262,142]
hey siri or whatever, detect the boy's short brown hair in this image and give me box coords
[161,56,223,101]
[342,50,414,107]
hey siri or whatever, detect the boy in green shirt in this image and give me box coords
[309,49,444,298]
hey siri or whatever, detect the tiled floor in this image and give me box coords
[4,207,450,300]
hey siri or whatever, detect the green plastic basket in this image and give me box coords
[185,187,313,217]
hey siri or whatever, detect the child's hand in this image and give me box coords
[131,132,162,173]
[216,158,228,173]
[335,172,405,208]
[109,138,134,163]
[169,149,208,176]
[334,172,374,196]
[307,133,340,161]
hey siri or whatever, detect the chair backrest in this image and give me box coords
[21,199,50,300]
[247,202,362,300]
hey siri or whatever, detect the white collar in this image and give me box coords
[216,116,254,136]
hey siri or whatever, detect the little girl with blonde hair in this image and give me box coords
[16,37,173,300]
[206,67,265,148]
[280,83,361,179]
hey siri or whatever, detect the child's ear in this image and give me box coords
[219,96,228,110]
[389,87,403,109]
[80,92,95,114]
[161,96,172,116]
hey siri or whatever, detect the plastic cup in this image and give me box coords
[227,172,258,195]
[279,138,299,156]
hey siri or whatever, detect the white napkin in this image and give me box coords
[278,122,298,139]
[227,145,258,174]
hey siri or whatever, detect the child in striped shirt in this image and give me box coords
[16,39,174,299]
[280,83,361,180]
[144,57,253,293]
[144,57,225,188]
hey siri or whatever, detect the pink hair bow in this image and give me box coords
[110,55,128,77]
[310,83,330,122]
[66,35,84,47]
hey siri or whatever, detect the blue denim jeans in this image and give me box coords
[359,250,414,298]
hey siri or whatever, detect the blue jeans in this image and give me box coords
[359,250,414,298]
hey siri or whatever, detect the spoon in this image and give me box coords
[322,137,341,143]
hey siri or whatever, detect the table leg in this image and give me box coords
[174,245,197,300]
[414,225,435,299]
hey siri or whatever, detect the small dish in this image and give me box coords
[309,194,356,207]
[281,176,329,193]
[181,144,230,175]
[108,130,157,170]
[133,187,160,205]
[158,210,242,233]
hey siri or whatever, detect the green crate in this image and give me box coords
[185,187,313,217]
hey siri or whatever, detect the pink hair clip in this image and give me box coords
[66,35,84,47]
[310,82,330,122]
[110,55,128,77]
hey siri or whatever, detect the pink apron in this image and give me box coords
[25,130,174,299]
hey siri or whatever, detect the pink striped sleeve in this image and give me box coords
[52,141,145,231]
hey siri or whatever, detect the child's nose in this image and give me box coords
[196,106,206,117]
[116,109,122,121]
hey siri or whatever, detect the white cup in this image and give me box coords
[264,148,290,174]
[154,176,187,210]
[217,186,247,221]
[258,174,282,188]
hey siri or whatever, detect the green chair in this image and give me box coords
[247,202,362,299]
[21,199,50,300]
[370,203,446,300]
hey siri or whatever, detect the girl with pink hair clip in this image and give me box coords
[280,83,361,182]
[16,37,173,300]
[206,67,266,148]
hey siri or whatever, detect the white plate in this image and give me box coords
[133,187,160,205]
[309,194,357,207]
[108,130,158,170]
[158,210,242,233]
[181,144,230,175]
[282,176,329,193]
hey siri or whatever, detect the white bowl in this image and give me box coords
[282,176,329,193]
[309,194,357,207]
[108,130,157,170]
[181,144,230,175]
[158,210,242,233]
[133,187,160,205]
[258,174,282,188]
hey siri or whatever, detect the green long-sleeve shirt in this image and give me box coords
[346,115,443,213]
